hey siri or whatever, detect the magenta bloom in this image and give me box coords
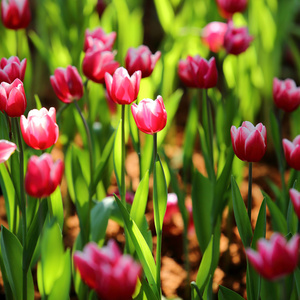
[283,135,300,170]
[131,95,167,135]
[105,67,141,105]
[1,0,31,30]
[223,21,253,55]
[164,193,180,223]
[0,56,26,83]
[0,78,26,117]
[290,188,300,219]
[25,153,64,198]
[273,78,300,112]
[50,65,83,104]
[125,45,161,78]
[178,55,218,89]
[201,22,228,53]
[246,233,300,280]
[216,0,247,18]
[96,0,106,18]
[0,140,17,163]
[20,107,59,150]
[73,240,141,300]
[83,27,116,52]
[231,121,267,162]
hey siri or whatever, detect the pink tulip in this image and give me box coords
[131,95,167,135]
[1,0,31,30]
[20,107,59,150]
[0,56,26,83]
[164,193,180,223]
[223,21,253,55]
[289,188,300,219]
[83,27,116,52]
[178,55,218,89]
[105,67,141,105]
[73,240,141,300]
[0,78,26,117]
[283,135,300,170]
[25,153,64,198]
[216,0,247,19]
[273,78,300,112]
[0,140,17,163]
[231,121,267,162]
[50,65,83,104]
[246,233,300,280]
[201,22,228,53]
[125,45,161,78]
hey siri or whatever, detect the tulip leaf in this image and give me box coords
[153,0,175,33]
[218,285,244,300]
[113,120,122,193]
[141,134,153,179]
[49,187,64,231]
[251,198,266,248]
[231,176,253,248]
[287,199,298,235]
[294,267,300,297]
[0,244,14,300]
[128,103,139,154]
[246,260,261,300]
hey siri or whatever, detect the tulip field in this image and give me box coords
[0,0,300,299]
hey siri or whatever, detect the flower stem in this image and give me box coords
[248,162,253,222]
[121,105,126,205]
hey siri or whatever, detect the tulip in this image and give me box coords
[105,67,141,105]
[289,188,300,219]
[246,233,300,280]
[82,44,120,84]
[178,55,218,89]
[73,240,141,300]
[273,78,300,112]
[164,193,180,223]
[96,0,106,18]
[83,27,116,52]
[201,22,228,53]
[216,0,247,19]
[282,135,300,170]
[223,21,253,55]
[50,65,83,104]
[25,153,64,198]
[0,78,26,117]
[231,121,267,162]
[131,95,167,135]
[1,0,31,30]
[20,107,59,150]
[0,56,26,83]
[125,45,161,78]
[0,140,17,163]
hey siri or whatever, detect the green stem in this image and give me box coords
[121,105,126,205]
[248,162,253,222]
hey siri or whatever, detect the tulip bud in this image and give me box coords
[0,56,27,83]
[131,96,167,135]
[0,140,17,163]
[178,55,218,89]
[216,0,247,19]
[74,240,141,300]
[50,65,83,104]
[105,67,141,105]
[282,135,300,170]
[273,78,300,112]
[246,233,300,280]
[25,153,64,198]
[231,121,267,162]
[125,45,161,78]
[223,21,253,55]
[289,189,300,219]
[20,107,59,150]
[1,0,31,30]
[0,78,26,117]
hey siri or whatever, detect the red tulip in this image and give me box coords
[83,27,116,53]
[178,55,218,89]
[283,135,300,170]
[289,188,300,219]
[25,153,64,198]
[216,0,247,19]
[125,45,161,78]
[246,233,300,280]
[105,67,141,105]
[50,65,83,104]
[82,44,120,84]
[0,140,17,163]
[273,78,300,112]
[20,107,59,150]
[73,240,141,300]
[223,21,253,55]
[96,0,106,18]
[1,0,31,30]
[0,78,26,117]
[231,121,267,162]
[0,56,26,83]
[201,22,228,53]
[131,95,167,135]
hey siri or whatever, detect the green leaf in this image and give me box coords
[246,260,261,300]
[251,199,266,248]
[113,120,122,193]
[153,0,175,33]
[294,267,300,297]
[231,176,253,247]
[218,285,244,300]
[287,199,298,235]
[0,244,14,300]
[49,187,64,231]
